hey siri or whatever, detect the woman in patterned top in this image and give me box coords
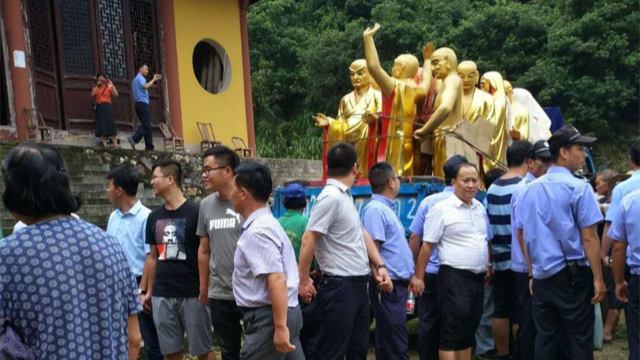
[0,143,141,359]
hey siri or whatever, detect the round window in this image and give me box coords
[192,39,231,94]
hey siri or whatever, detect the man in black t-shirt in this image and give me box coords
[141,159,215,360]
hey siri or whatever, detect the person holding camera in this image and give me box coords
[514,126,606,359]
[128,64,161,151]
[92,72,118,148]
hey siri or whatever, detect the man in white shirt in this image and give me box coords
[414,162,492,360]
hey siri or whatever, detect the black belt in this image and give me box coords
[324,274,370,282]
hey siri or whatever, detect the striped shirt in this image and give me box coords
[232,207,299,308]
[486,176,522,271]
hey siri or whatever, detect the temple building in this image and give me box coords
[0,0,256,152]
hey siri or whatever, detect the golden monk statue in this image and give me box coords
[363,23,430,176]
[504,80,530,141]
[414,47,463,178]
[451,60,495,169]
[481,71,509,170]
[314,59,382,177]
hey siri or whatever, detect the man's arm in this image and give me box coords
[298,230,319,303]
[197,236,211,304]
[143,74,160,89]
[127,314,141,360]
[141,245,158,313]
[267,272,296,353]
[363,23,395,97]
[409,233,421,263]
[600,222,614,262]
[415,75,461,137]
[581,226,606,304]
[612,241,629,303]
[410,241,433,295]
[364,230,392,292]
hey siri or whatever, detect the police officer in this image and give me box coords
[515,125,606,359]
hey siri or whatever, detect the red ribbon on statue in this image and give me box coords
[375,89,395,166]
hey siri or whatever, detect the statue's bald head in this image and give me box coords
[392,54,419,80]
[349,59,371,90]
[457,60,479,93]
[431,47,458,79]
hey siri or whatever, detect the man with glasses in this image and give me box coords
[197,146,243,360]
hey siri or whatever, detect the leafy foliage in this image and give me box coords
[249,0,639,159]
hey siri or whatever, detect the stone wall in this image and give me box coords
[0,142,321,234]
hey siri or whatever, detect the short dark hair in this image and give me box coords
[507,141,533,167]
[234,162,272,203]
[95,72,106,81]
[202,146,240,172]
[107,165,140,196]
[484,168,506,188]
[368,162,395,194]
[283,197,306,210]
[444,155,469,185]
[138,63,148,70]
[630,138,640,167]
[152,159,183,187]
[2,143,80,217]
[327,142,357,177]
[550,143,572,162]
[452,162,479,180]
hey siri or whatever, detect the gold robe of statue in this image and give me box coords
[383,81,417,176]
[465,89,494,124]
[328,87,382,176]
[504,80,529,141]
[481,71,508,170]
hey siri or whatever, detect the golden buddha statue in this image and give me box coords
[481,71,508,170]
[458,61,494,124]
[314,59,382,177]
[504,80,530,141]
[413,47,463,178]
[363,23,430,176]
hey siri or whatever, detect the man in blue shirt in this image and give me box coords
[486,140,531,359]
[128,64,161,151]
[106,165,162,360]
[510,140,551,360]
[601,139,640,266]
[608,188,640,360]
[515,125,606,359]
[362,161,415,359]
[408,154,467,360]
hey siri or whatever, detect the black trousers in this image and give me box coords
[299,295,321,359]
[209,298,243,360]
[132,101,154,150]
[370,280,409,360]
[532,266,594,360]
[626,274,639,360]
[136,276,162,360]
[418,273,439,360]
[311,275,369,360]
[514,271,535,360]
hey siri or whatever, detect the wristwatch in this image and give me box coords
[376,263,387,270]
[138,289,147,295]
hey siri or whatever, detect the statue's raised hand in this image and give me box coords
[363,23,381,38]
[422,42,434,61]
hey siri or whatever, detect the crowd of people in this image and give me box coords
[0,125,638,360]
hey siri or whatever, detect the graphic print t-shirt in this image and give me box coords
[196,193,243,300]
[146,199,200,297]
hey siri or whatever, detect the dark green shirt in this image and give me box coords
[278,210,308,262]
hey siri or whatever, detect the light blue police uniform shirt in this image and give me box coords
[362,194,415,280]
[608,189,640,273]
[409,186,454,274]
[106,200,151,277]
[132,73,149,104]
[510,172,536,273]
[515,166,603,279]
[605,170,640,222]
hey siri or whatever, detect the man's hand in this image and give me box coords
[529,277,534,296]
[273,325,295,353]
[615,281,629,303]
[422,42,434,61]
[313,113,330,127]
[140,293,152,314]
[409,275,425,296]
[298,276,316,304]
[198,288,208,305]
[484,265,494,284]
[375,267,393,293]
[363,23,381,38]
[591,278,607,304]
[153,74,162,81]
